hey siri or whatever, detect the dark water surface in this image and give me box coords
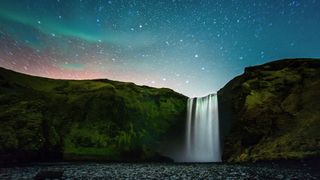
[0,161,319,179]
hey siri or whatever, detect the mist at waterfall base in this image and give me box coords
[163,93,221,163]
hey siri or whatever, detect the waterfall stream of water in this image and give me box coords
[184,93,221,162]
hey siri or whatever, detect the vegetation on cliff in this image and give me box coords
[218,58,320,162]
[0,68,187,163]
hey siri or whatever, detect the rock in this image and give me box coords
[34,170,63,180]
[276,174,284,179]
[218,58,320,162]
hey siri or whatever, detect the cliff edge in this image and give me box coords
[218,58,320,162]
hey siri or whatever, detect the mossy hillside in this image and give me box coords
[218,58,320,162]
[0,68,187,162]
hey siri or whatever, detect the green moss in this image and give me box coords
[245,90,274,109]
[0,100,45,151]
[241,82,250,91]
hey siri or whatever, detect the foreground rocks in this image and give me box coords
[0,162,319,179]
[218,58,320,162]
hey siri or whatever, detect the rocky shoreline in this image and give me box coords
[1,161,319,179]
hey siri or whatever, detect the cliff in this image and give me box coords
[218,58,320,162]
[0,67,187,164]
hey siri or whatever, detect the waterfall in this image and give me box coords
[184,93,221,162]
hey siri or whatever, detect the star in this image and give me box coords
[0,0,318,97]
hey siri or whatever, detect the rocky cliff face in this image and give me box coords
[0,68,187,164]
[218,58,320,162]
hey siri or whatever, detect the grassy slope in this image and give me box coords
[0,68,187,162]
[218,58,320,162]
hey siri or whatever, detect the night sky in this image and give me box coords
[0,0,319,97]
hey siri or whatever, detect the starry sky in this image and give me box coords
[0,0,319,97]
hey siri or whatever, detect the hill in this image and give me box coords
[0,68,187,164]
